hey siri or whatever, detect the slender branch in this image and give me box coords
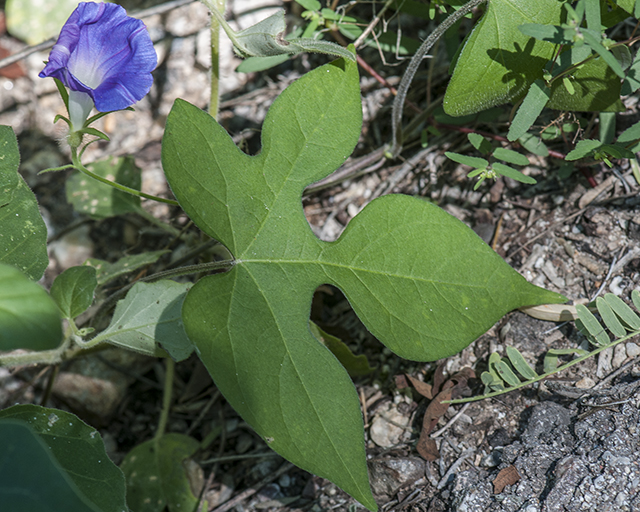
[446,332,637,404]
[70,147,180,206]
[353,0,395,49]
[208,0,226,119]
[390,0,487,157]
[155,358,175,440]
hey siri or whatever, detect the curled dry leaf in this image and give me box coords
[416,367,476,461]
[493,465,520,493]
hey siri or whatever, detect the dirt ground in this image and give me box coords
[1,1,639,511]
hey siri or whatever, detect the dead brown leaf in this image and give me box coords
[406,374,433,399]
[493,465,520,493]
[416,387,451,461]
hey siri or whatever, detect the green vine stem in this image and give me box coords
[154,358,175,440]
[389,0,487,157]
[204,0,226,119]
[70,146,180,206]
[446,332,637,404]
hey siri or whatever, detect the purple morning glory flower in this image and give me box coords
[39,2,157,128]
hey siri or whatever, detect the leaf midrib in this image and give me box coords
[236,258,500,289]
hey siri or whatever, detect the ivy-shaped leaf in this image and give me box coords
[161,56,565,508]
[443,0,562,116]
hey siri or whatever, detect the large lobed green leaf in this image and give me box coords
[0,125,49,280]
[162,56,565,509]
[443,0,562,116]
[0,404,127,512]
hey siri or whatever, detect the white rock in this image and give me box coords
[626,342,640,358]
[369,403,409,448]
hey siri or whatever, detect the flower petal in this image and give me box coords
[39,2,157,113]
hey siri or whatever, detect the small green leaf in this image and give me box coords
[582,28,625,78]
[584,0,601,31]
[91,280,193,361]
[519,133,549,157]
[467,133,493,154]
[121,434,200,512]
[0,263,62,351]
[575,303,610,346]
[599,112,616,144]
[596,296,627,338]
[543,347,589,373]
[633,290,640,311]
[0,126,49,280]
[603,293,640,330]
[492,162,536,184]
[296,0,321,10]
[494,359,521,387]
[617,120,640,144]
[0,404,127,512]
[622,48,640,94]
[481,371,505,392]
[493,147,529,166]
[66,156,141,219]
[563,76,576,95]
[84,250,170,286]
[506,346,538,379]
[565,139,603,160]
[50,266,97,320]
[507,79,550,142]
[445,152,489,168]
[309,322,375,377]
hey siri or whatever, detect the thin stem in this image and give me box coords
[446,332,636,404]
[70,147,180,206]
[0,336,72,368]
[208,0,226,119]
[390,0,487,157]
[155,358,175,440]
[86,259,235,331]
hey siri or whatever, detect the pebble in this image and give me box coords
[575,377,595,389]
[369,403,409,448]
[626,342,640,358]
[612,344,627,368]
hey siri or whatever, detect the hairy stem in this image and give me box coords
[70,147,179,206]
[207,0,226,119]
[447,332,636,404]
[390,0,487,157]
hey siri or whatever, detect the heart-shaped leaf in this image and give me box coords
[50,266,97,319]
[162,56,565,509]
[0,126,49,280]
[0,404,127,512]
[443,0,562,116]
[90,280,193,361]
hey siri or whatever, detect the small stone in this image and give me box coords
[575,377,595,389]
[612,344,627,368]
[596,348,613,379]
[369,402,409,448]
[626,342,640,357]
